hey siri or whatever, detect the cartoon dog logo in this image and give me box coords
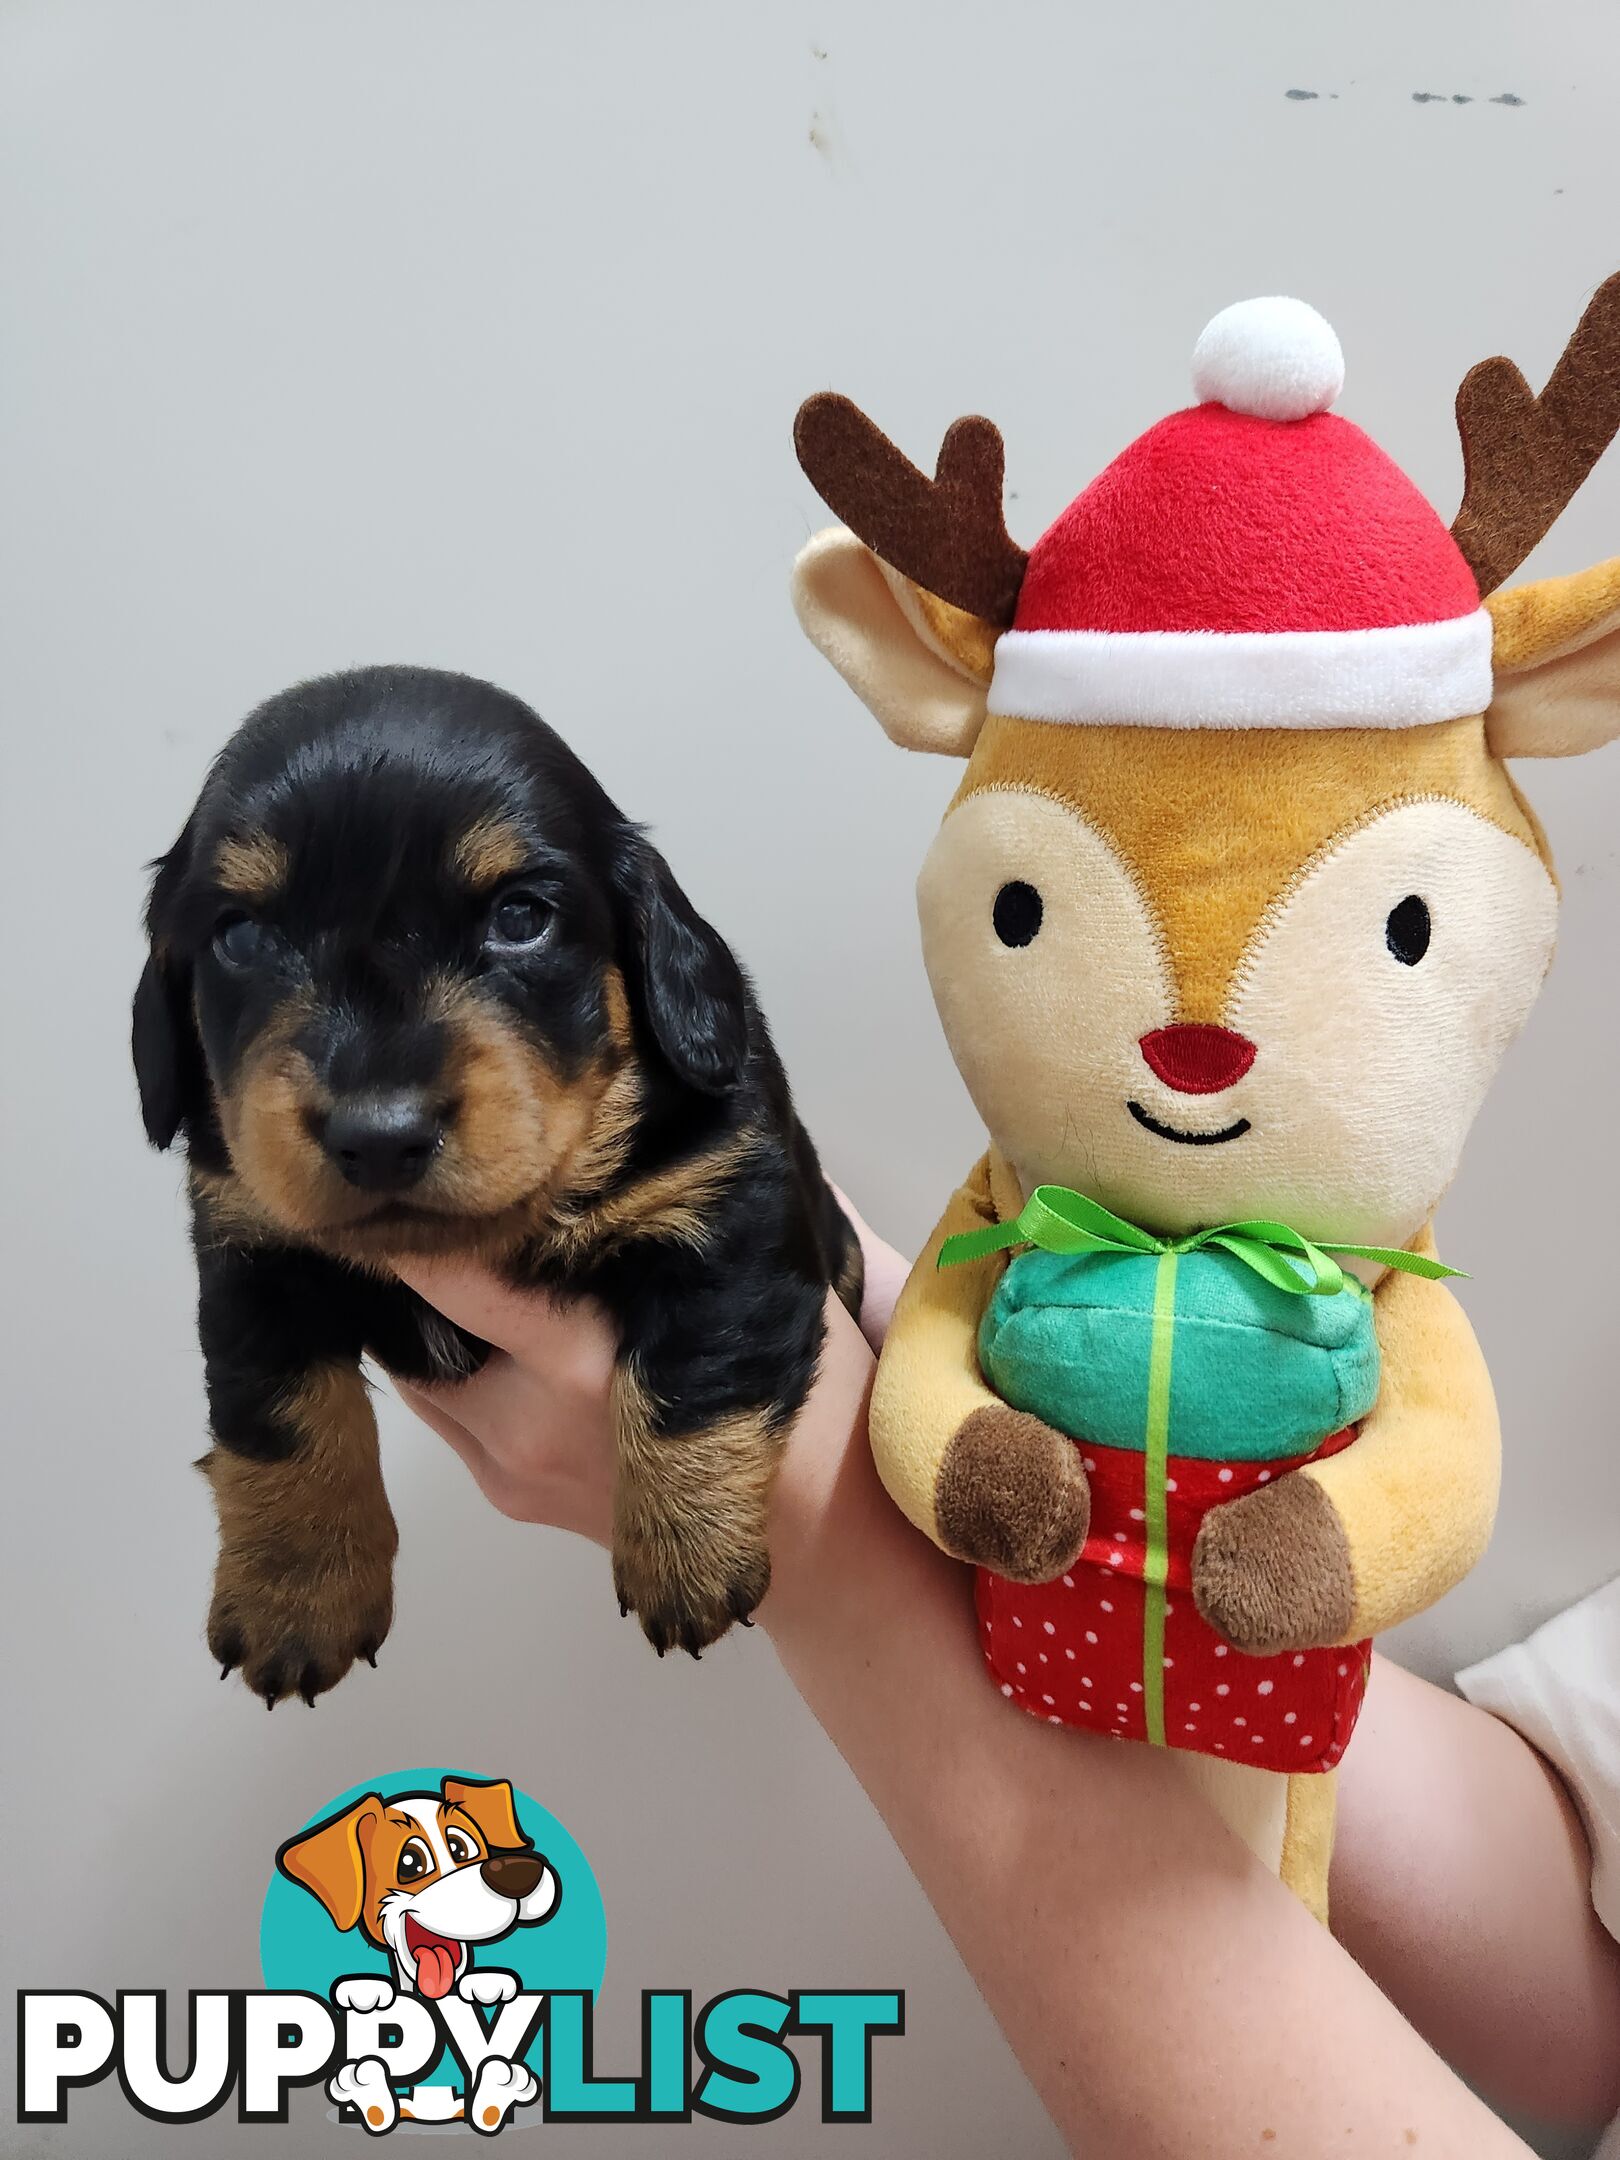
[278,1775,559,2131]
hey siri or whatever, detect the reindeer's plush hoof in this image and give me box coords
[936,1407,1090,1584]
[1192,1473,1355,1656]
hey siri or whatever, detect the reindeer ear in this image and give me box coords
[1485,557,1620,758]
[792,528,995,756]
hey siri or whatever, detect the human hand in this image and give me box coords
[387,1268,620,1542]
[388,1191,909,1550]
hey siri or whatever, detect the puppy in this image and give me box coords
[133,665,861,1701]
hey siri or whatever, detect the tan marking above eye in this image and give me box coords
[452,817,531,888]
[214,830,289,902]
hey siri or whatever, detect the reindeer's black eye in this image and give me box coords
[1386,895,1431,966]
[993,881,1043,948]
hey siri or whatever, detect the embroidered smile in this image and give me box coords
[1127,1102,1252,1147]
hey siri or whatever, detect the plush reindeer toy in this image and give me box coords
[793,289,1620,1918]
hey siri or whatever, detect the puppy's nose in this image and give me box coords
[1138,1025,1256,1096]
[319,1090,444,1192]
[481,1853,545,1901]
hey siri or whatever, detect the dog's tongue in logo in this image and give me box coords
[406,1916,461,2001]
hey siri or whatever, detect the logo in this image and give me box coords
[263,1766,603,2130]
[18,1766,903,2135]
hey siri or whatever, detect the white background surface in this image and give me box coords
[2,3,1616,2153]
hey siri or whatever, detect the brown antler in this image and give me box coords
[1452,271,1620,596]
[793,392,1027,628]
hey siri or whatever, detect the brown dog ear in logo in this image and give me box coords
[277,1794,386,1932]
[442,1777,529,1854]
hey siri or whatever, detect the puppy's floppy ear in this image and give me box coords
[132,954,202,1149]
[611,830,749,1096]
[277,1794,385,1933]
[442,1775,530,1854]
[132,832,207,1150]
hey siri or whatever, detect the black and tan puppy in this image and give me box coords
[133,665,860,1703]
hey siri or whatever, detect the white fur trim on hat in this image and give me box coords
[987,611,1493,730]
[1192,298,1344,422]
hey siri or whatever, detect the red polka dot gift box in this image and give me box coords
[969,1216,1390,1772]
[974,1432,1369,1773]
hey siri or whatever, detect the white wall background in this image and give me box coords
[2,3,1616,2153]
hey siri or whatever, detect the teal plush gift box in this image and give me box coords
[980,1245,1382,1461]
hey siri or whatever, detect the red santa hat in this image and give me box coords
[988,298,1492,730]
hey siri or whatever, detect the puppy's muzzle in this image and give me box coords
[480,1852,546,1900]
[316,1089,447,1194]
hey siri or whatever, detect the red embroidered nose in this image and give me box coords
[1138,1025,1256,1096]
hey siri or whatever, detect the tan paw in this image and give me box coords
[935,1406,1091,1583]
[611,1515,771,1658]
[207,1529,394,1705]
[1191,1472,1355,1656]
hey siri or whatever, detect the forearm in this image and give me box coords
[761,1311,1530,2159]
[393,1256,1534,2152]
[1333,1655,1620,2125]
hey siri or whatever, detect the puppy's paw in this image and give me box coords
[334,1976,396,2015]
[207,1527,393,1707]
[458,1968,519,2007]
[328,2056,398,2134]
[469,2058,538,2134]
[612,1519,771,1659]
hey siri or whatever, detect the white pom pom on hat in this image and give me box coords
[1191,296,1345,422]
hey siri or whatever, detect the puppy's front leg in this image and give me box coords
[197,1237,396,1705]
[607,1259,823,1657]
[611,1364,779,1656]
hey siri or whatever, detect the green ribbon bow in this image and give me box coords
[937,1184,1465,1298]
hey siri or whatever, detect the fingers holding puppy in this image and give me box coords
[385,1259,621,1542]
[391,1258,617,1392]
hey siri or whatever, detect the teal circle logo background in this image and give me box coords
[260,1767,606,2090]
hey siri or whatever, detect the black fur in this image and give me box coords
[136,664,860,1699]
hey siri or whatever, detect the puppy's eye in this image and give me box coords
[396,1838,434,1884]
[213,913,271,968]
[1386,895,1432,966]
[993,880,1043,948]
[445,1829,480,1866]
[484,890,552,953]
